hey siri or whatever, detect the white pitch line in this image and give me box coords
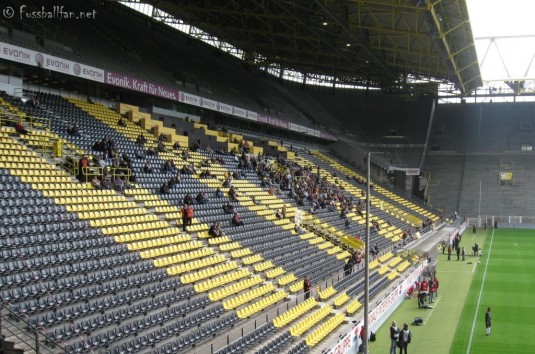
[424,296,440,324]
[466,228,495,354]
[472,261,478,273]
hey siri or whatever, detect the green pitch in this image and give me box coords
[369,228,535,354]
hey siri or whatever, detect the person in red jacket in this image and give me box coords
[433,277,439,296]
[181,204,193,231]
[429,281,436,303]
[418,280,428,308]
[420,279,428,291]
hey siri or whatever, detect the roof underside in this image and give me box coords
[144,0,482,94]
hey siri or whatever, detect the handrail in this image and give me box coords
[189,262,347,354]
[82,166,103,182]
[0,304,66,353]
[0,110,51,132]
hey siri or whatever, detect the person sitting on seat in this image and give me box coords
[15,122,29,135]
[229,186,239,202]
[136,134,147,146]
[168,175,180,188]
[181,164,195,175]
[157,141,167,152]
[67,123,80,136]
[91,176,103,189]
[159,182,169,194]
[114,177,125,193]
[196,192,209,204]
[208,222,222,237]
[215,187,224,198]
[275,209,283,219]
[118,117,127,127]
[200,169,212,178]
[231,212,244,227]
[223,202,234,214]
[143,162,153,173]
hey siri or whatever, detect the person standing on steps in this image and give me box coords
[303,276,312,300]
[485,307,492,336]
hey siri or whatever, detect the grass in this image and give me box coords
[450,228,535,354]
[370,228,535,354]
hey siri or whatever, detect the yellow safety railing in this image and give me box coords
[82,166,104,183]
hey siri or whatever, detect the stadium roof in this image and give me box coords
[140,0,482,95]
[468,0,535,83]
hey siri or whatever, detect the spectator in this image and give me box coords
[229,186,239,202]
[136,134,146,146]
[67,123,80,136]
[162,160,174,173]
[208,222,222,237]
[114,177,125,193]
[91,176,103,189]
[118,117,127,127]
[100,178,111,190]
[181,164,195,175]
[143,162,153,173]
[159,182,169,194]
[200,169,212,178]
[15,121,29,135]
[181,149,190,160]
[223,175,232,188]
[303,276,312,300]
[345,218,351,228]
[157,141,167,152]
[183,193,194,205]
[215,187,224,198]
[231,212,244,227]
[196,192,209,204]
[275,209,283,219]
[181,204,190,232]
[222,202,234,214]
[168,175,180,188]
[294,224,305,234]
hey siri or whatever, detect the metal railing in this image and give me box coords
[0,304,65,354]
[189,264,347,354]
[0,110,51,132]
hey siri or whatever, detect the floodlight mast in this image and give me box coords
[363,151,371,354]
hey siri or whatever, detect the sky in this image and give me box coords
[466,0,535,81]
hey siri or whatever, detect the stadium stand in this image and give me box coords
[0,85,439,352]
[0,1,450,352]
